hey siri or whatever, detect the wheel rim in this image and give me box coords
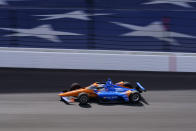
[132,94,139,102]
[80,95,88,103]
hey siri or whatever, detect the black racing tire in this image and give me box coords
[78,93,89,105]
[69,83,81,91]
[129,92,141,103]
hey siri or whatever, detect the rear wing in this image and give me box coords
[136,82,146,93]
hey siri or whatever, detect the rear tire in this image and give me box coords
[78,93,89,105]
[129,92,141,103]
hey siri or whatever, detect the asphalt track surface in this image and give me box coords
[1,90,196,131]
[0,68,196,131]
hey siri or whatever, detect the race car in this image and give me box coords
[58,79,146,105]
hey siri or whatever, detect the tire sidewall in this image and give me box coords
[78,94,89,104]
[129,92,141,103]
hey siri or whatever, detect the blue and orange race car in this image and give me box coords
[58,79,146,105]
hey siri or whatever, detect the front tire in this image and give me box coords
[78,93,89,105]
[129,92,141,103]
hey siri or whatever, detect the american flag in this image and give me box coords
[0,0,196,52]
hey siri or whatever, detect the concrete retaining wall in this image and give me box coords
[0,48,195,72]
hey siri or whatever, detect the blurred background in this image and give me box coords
[0,1,196,131]
[0,0,196,52]
[0,0,196,92]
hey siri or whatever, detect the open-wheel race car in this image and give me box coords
[58,79,146,105]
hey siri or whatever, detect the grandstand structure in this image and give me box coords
[0,0,196,53]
